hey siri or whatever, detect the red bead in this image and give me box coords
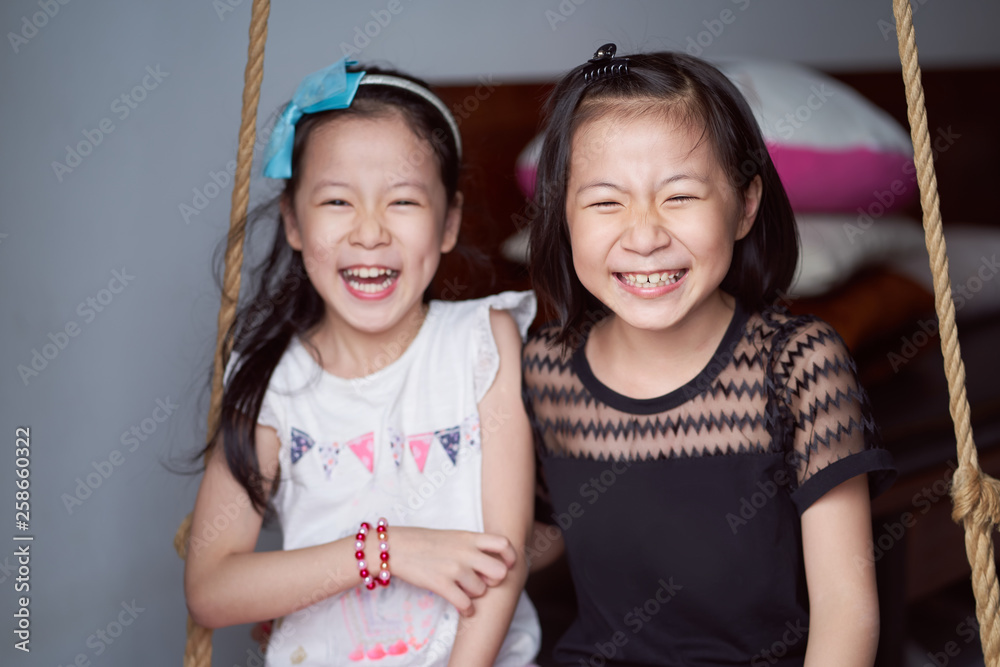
[355,551,365,560]
[366,581,377,590]
[380,552,389,561]
[378,575,390,586]
[359,569,369,578]
[360,522,370,531]
[356,533,365,541]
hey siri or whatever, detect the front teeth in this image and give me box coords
[342,267,397,293]
[343,267,396,279]
[621,270,685,286]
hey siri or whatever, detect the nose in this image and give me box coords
[619,209,671,256]
[348,209,391,249]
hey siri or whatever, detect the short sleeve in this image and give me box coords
[776,319,897,513]
[472,290,537,403]
[222,351,283,434]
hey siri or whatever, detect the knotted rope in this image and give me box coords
[892,0,1000,662]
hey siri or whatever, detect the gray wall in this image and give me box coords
[1,1,997,665]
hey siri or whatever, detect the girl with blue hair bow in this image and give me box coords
[184,58,541,667]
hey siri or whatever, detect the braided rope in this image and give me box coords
[891,0,1000,662]
[174,0,271,664]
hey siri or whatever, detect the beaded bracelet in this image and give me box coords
[354,518,391,589]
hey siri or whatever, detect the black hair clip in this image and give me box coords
[582,43,629,83]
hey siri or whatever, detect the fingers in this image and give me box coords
[468,550,510,587]
[440,584,475,617]
[475,533,518,569]
[456,568,489,599]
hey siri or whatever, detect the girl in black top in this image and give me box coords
[523,46,895,666]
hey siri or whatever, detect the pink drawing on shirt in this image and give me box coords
[407,434,433,472]
[348,647,365,661]
[366,643,387,660]
[347,432,375,472]
[387,640,409,655]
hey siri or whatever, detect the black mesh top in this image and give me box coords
[523,303,896,666]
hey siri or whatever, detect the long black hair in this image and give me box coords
[202,65,463,514]
[529,51,799,349]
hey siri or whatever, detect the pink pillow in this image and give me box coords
[515,59,917,214]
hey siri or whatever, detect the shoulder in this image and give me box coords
[431,290,536,336]
[752,309,853,367]
[522,323,574,385]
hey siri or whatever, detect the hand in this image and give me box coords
[380,526,516,616]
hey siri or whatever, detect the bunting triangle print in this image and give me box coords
[461,415,481,450]
[407,434,433,473]
[290,428,315,464]
[347,432,375,473]
[317,441,339,479]
[435,426,461,464]
[387,428,404,467]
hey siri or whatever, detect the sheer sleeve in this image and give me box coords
[774,318,896,513]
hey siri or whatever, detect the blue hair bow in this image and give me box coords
[262,57,365,179]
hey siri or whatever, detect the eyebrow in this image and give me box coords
[385,180,430,192]
[575,173,706,195]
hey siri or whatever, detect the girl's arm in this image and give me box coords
[448,310,536,666]
[800,474,879,667]
[184,425,516,629]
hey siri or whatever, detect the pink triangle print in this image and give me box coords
[347,432,375,473]
[407,434,433,473]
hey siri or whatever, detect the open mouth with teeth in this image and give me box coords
[341,266,399,297]
[616,269,687,288]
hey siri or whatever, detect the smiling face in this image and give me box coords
[565,106,761,336]
[281,111,460,338]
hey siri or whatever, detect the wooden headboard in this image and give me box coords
[431,67,1000,302]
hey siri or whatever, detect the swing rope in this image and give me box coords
[173,0,271,665]
[173,0,1000,663]
[891,0,1000,662]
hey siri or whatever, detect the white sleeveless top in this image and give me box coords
[244,291,540,667]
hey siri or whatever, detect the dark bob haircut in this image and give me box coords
[528,50,799,349]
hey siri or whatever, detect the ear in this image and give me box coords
[280,194,303,251]
[736,175,762,241]
[440,191,463,254]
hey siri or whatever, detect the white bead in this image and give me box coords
[379,570,390,581]
[363,575,373,586]
[355,540,365,551]
[359,526,368,535]
[377,517,388,527]
[379,542,388,552]
[357,560,367,570]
